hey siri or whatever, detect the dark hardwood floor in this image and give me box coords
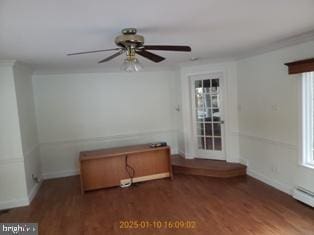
[0,175,313,235]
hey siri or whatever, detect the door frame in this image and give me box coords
[190,72,226,160]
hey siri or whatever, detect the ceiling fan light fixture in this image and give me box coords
[68,28,191,68]
[121,57,143,72]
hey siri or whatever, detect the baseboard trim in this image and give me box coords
[170,148,179,155]
[28,180,42,203]
[0,198,29,210]
[293,188,314,207]
[42,169,79,180]
[239,158,248,166]
[177,151,186,158]
[0,181,44,210]
[247,168,293,195]
[225,158,241,163]
[178,151,195,159]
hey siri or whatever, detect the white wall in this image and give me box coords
[179,62,240,162]
[0,63,24,159]
[0,61,28,209]
[32,70,180,178]
[237,40,314,194]
[13,62,41,198]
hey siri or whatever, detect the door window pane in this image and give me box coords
[197,110,205,121]
[203,79,210,87]
[211,79,219,93]
[213,123,221,136]
[214,138,222,151]
[205,94,211,107]
[212,109,220,121]
[211,95,218,108]
[204,108,212,120]
[205,137,213,150]
[212,78,219,87]
[205,123,212,136]
[195,94,204,109]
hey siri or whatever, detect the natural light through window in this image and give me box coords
[302,71,314,168]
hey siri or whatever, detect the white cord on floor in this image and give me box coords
[120,181,132,188]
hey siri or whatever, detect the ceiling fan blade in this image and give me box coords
[136,50,165,63]
[98,49,125,63]
[67,48,121,56]
[143,45,191,52]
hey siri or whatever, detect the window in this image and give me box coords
[302,71,314,168]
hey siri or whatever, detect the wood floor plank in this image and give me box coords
[0,175,313,235]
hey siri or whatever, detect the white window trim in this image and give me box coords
[301,72,314,169]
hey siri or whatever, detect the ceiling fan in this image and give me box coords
[67,28,192,72]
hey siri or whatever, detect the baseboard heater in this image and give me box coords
[293,187,314,207]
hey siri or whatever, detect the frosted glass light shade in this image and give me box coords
[121,58,143,72]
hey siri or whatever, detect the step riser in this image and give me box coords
[173,166,246,178]
[171,155,246,178]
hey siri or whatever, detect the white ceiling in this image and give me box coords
[0,0,314,73]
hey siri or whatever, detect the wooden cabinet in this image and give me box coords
[79,144,172,193]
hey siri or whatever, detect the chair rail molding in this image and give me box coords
[39,129,179,179]
[237,131,297,150]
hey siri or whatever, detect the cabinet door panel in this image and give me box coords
[81,156,125,190]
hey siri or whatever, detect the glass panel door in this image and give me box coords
[192,74,224,159]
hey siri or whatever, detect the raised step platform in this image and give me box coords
[171,155,246,178]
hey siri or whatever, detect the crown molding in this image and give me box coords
[235,30,314,60]
[0,60,16,67]
[33,64,176,75]
[5,31,314,73]
[178,57,235,68]
[179,30,314,67]
[0,60,34,74]
[13,61,34,73]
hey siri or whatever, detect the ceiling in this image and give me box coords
[0,0,314,73]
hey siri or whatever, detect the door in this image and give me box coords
[191,73,225,160]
